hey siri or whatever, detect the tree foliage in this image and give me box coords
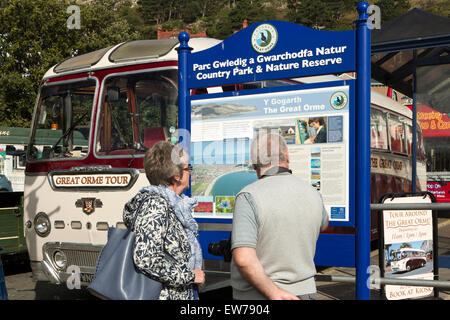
[1,0,447,127]
[0,0,141,127]
[375,0,411,23]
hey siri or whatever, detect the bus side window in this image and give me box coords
[402,123,425,159]
[405,124,412,155]
[135,79,177,148]
[416,128,426,160]
[370,109,388,149]
[98,82,133,154]
[388,114,406,153]
[96,70,178,156]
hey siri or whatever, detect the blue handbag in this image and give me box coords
[88,197,163,300]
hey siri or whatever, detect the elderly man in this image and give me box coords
[231,132,329,300]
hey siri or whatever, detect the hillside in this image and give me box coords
[130,0,449,39]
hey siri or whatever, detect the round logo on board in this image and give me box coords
[330,91,348,110]
[251,24,278,54]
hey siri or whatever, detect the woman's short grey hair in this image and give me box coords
[250,131,288,169]
[144,141,185,186]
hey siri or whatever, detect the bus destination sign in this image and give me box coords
[48,168,139,190]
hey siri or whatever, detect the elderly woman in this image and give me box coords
[123,141,204,300]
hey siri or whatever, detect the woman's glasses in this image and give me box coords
[183,165,193,172]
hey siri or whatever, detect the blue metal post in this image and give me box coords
[176,31,192,138]
[177,31,193,197]
[355,1,371,300]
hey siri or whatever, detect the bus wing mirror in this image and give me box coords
[5,145,16,155]
[106,87,120,102]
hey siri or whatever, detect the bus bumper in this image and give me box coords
[31,242,103,285]
[30,261,52,282]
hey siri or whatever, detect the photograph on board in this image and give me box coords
[384,240,433,276]
[295,117,328,144]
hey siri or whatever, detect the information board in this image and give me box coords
[190,83,353,224]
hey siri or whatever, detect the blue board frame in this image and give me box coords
[178,2,372,299]
[189,80,356,268]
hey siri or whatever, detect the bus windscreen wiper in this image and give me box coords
[52,112,88,151]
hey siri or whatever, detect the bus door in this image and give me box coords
[25,77,96,283]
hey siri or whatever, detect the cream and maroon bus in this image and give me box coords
[390,248,427,272]
[369,92,427,239]
[24,38,223,286]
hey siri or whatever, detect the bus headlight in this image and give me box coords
[53,250,67,270]
[34,212,51,237]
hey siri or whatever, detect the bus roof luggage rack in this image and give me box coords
[54,46,114,73]
[109,39,179,63]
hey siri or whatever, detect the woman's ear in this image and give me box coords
[172,174,181,184]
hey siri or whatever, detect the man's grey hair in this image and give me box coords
[250,131,288,168]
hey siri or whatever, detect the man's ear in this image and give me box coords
[252,164,262,179]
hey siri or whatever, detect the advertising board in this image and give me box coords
[427,181,450,203]
[379,194,438,300]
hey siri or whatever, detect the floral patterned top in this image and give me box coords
[123,191,196,300]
